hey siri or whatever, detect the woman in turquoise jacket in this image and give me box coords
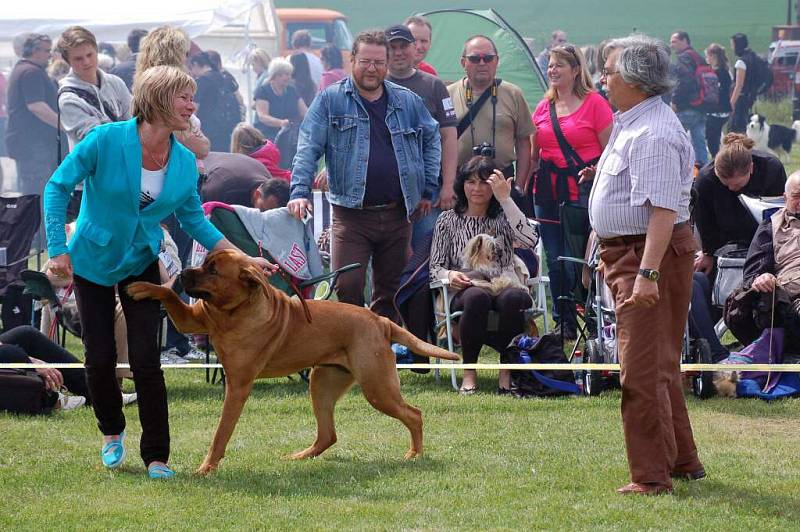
[45,65,273,479]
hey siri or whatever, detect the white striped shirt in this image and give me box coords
[588,96,694,238]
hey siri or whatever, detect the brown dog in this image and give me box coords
[127,249,459,475]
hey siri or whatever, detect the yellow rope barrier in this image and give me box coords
[1,363,798,371]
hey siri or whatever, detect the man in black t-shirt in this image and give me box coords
[5,34,59,198]
[385,24,457,252]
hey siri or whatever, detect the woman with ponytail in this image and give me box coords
[690,132,785,360]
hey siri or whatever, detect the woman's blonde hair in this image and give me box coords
[230,122,265,154]
[544,44,595,102]
[715,133,754,179]
[131,65,196,125]
[47,58,70,81]
[267,57,293,82]
[248,48,272,74]
[134,26,189,86]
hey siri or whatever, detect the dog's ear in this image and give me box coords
[239,264,271,296]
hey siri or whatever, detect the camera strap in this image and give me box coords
[457,78,502,139]
[548,100,587,173]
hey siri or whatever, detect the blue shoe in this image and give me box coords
[100,431,126,469]
[148,463,176,479]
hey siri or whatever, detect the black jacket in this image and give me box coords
[692,151,786,255]
[743,217,775,289]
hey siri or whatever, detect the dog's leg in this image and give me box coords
[127,282,208,333]
[196,375,255,475]
[290,365,355,460]
[358,368,423,459]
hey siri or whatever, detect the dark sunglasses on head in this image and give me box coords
[464,53,497,64]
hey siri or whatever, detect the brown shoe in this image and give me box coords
[616,482,673,495]
[671,468,706,481]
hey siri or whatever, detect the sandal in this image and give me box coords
[459,386,478,396]
[148,463,176,479]
[100,431,126,469]
[497,387,513,396]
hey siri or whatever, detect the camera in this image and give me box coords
[472,142,495,158]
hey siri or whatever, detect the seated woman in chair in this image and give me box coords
[429,156,540,394]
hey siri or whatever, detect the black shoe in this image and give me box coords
[410,354,431,374]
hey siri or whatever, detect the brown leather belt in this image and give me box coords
[599,222,689,247]
[362,201,401,211]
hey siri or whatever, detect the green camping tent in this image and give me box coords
[420,9,548,109]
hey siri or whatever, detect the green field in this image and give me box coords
[276,0,787,54]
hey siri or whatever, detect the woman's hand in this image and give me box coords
[448,271,473,290]
[30,357,64,392]
[49,253,74,280]
[752,273,776,293]
[251,256,280,277]
[578,165,596,184]
[314,168,328,191]
[486,169,513,201]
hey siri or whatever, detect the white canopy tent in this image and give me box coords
[0,0,278,99]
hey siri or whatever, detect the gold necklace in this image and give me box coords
[146,145,168,170]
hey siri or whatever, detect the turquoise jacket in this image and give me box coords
[44,118,223,286]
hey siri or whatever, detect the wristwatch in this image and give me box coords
[638,268,660,282]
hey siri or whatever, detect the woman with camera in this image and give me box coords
[530,44,612,339]
[429,156,539,395]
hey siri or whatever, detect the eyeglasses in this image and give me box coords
[463,54,497,64]
[600,68,619,78]
[356,58,387,69]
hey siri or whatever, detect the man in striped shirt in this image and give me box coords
[588,35,704,496]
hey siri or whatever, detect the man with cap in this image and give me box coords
[385,23,457,248]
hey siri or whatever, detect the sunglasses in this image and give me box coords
[463,54,497,64]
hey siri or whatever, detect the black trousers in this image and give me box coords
[0,325,91,402]
[73,261,168,466]
[451,286,533,364]
[729,94,755,133]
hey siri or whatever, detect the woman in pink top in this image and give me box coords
[530,44,613,339]
[318,44,347,92]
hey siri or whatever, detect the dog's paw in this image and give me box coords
[126,281,163,301]
[404,449,422,460]
[195,462,218,476]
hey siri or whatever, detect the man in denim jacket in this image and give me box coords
[288,30,441,321]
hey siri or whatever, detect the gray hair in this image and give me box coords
[267,57,293,82]
[604,34,672,97]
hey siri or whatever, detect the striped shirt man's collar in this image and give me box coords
[615,96,663,126]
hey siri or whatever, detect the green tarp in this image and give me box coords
[420,8,548,109]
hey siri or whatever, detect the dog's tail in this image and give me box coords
[386,320,460,361]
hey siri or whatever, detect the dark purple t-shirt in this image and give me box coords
[361,91,402,207]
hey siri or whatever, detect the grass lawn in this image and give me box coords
[2,358,799,530]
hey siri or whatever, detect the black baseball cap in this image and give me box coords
[385,25,415,43]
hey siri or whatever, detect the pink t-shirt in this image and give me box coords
[532,91,612,201]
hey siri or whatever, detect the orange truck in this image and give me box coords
[276,8,353,68]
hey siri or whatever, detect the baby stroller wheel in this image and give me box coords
[691,339,716,399]
[582,339,604,396]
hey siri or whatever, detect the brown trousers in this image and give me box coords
[600,224,703,487]
[331,204,411,322]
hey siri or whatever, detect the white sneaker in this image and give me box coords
[121,392,138,406]
[160,348,188,365]
[183,347,207,361]
[57,393,86,411]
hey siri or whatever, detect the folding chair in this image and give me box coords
[555,203,592,357]
[0,194,43,316]
[430,231,548,390]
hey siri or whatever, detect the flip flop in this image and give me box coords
[148,464,176,479]
[100,431,126,469]
[459,386,478,396]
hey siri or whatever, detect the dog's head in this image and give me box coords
[713,370,739,398]
[747,114,768,143]
[462,234,498,273]
[180,249,271,310]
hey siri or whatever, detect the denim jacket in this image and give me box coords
[290,76,441,216]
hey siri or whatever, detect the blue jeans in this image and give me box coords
[688,272,728,361]
[676,108,708,166]
[534,200,577,327]
[411,207,441,253]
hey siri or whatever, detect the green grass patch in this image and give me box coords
[2,363,799,530]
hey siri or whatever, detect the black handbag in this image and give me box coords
[0,369,56,415]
